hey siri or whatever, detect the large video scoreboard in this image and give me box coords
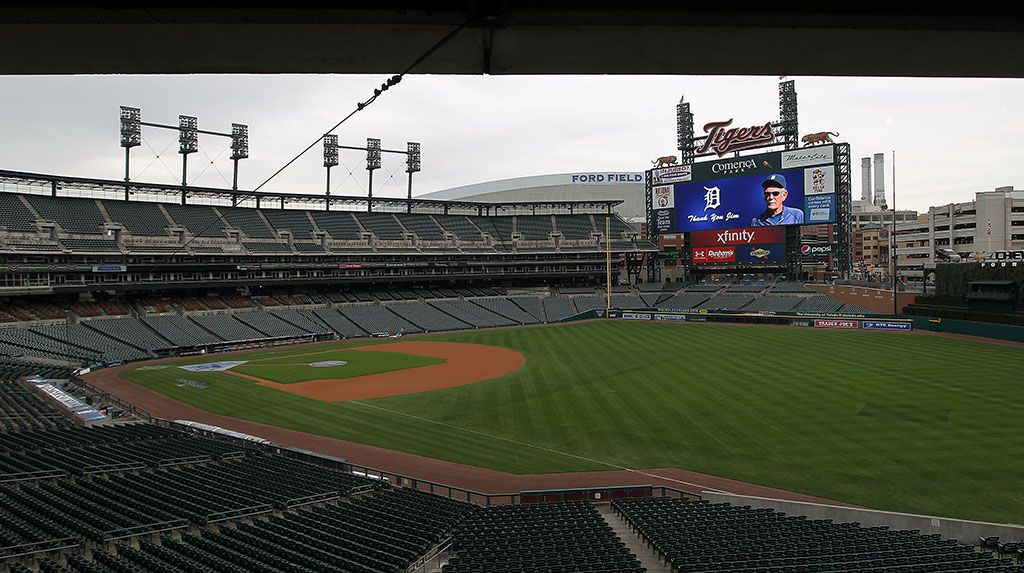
[650,145,838,235]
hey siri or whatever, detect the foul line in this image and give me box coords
[349,400,731,494]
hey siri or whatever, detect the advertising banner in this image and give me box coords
[800,243,833,256]
[690,226,784,247]
[692,246,736,264]
[654,314,686,321]
[622,312,652,321]
[813,319,859,329]
[780,146,835,168]
[862,321,913,331]
[736,242,785,264]
[804,194,836,224]
[652,165,692,184]
[804,165,835,195]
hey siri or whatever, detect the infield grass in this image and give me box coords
[119,321,1024,524]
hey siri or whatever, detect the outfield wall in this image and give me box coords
[601,309,914,332]
[703,492,1024,546]
[912,316,1024,343]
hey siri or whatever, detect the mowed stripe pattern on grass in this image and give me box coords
[120,321,1024,524]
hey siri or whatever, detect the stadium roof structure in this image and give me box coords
[0,5,1021,77]
[0,169,623,215]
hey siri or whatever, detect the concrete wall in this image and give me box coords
[703,492,1024,545]
[808,284,918,314]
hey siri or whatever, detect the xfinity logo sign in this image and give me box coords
[717,229,757,245]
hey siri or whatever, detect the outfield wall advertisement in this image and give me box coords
[651,146,837,234]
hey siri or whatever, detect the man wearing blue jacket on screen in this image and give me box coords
[751,174,804,226]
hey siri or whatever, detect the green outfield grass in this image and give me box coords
[119,321,1024,524]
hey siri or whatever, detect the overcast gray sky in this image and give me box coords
[0,74,1020,213]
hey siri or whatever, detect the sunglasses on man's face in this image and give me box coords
[764,190,783,197]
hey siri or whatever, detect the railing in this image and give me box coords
[406,537,453,573]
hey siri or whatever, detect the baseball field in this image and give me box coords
[112,320,1024,524]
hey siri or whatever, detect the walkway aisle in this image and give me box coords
[597,502,673,573]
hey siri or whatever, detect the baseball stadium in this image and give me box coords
[3,9,1024,573]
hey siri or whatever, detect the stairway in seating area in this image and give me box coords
[597,502,673,573]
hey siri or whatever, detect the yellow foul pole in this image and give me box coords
[606,216,611,314]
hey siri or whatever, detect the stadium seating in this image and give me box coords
[141,314,221,346]
[0,193,38,231]
[386,301,472,332]
[698,295,757,311]
[261,208,316,236]
[220,208,275,239]
[232,310,311,338]
[657,294,711,311]
[338,305,421,336]
[516,215,553,240]
[163,203,228,237]
[84,316,173,350]
[613,497,1021,573]
[399,213,447,241]
[24,195,106,234]
[471,297,541,325]
[542,297,579,321]
[101,199,172,236]
[355,212,406,240]
[188,314,266,342]
[428,299,516,328]
[741,296,803,312]
[555,214,596,240]
[444,501,645,573]
[309,210,364,240]
[794,295,845,313]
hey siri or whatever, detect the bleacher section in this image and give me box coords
[101,199,171,236]
[83,317,172,351]
[232,310,311,338]
[386,301,471,332]
[312,308,368,338]
[509,296,547,323]
[430,299,516,328]
[472,297,541,325]
[189,314,265,342]
[657,294,711,311]
[338,305,421,336]
[221,209,275,239]
[31,323,147,363]
[613,497,1021,573]
[444,501,645,573]
[543,298,579,322]
[0,194,37,231]
[355,212,405,240]
[309,210,364,240]
[794,295,846,314]
[516,215,553,240]
[741,296,803,312]
[262,209,317,239]
[23,195,106,234]
[698,295,757,311]
[141,315,221,346]
[162,203,226,238]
